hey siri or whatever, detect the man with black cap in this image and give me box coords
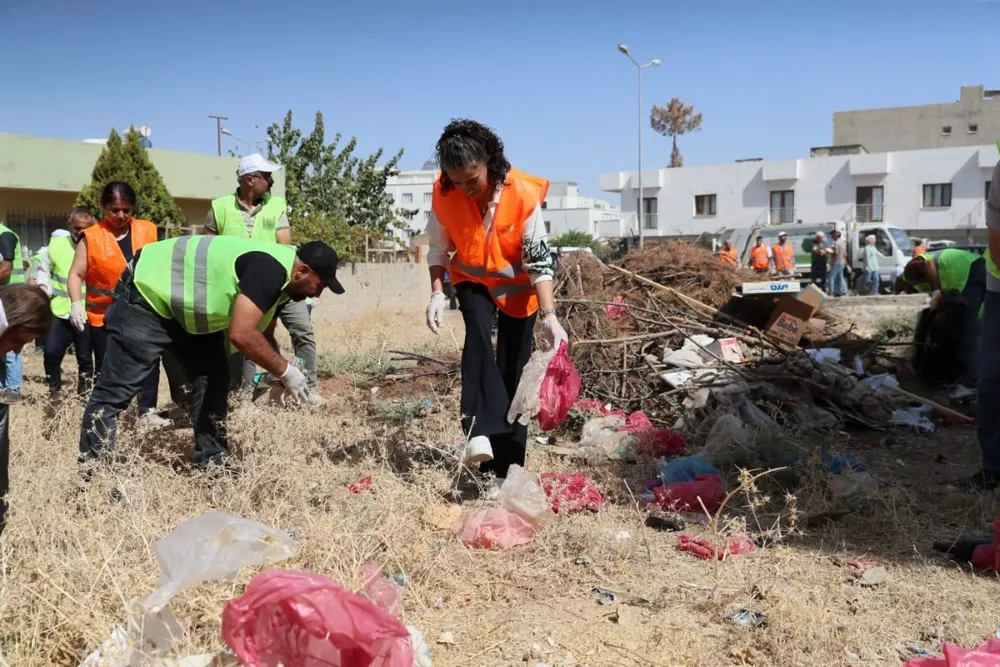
[78,235,344,470]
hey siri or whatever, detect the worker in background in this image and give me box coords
[205,154,321,403]
[771,232,794,276]
[898,247,985,399]
[749,236,771,274]
[0,222,26,404]
[78,236,342,470]
[718,239,738,267]
[424,119,567,483]
[0,285,53,536]
[913,238,927,258]
[959,159,1000,491]
[36,211,96,400]
[861,234,881,295]
[829,229,848,297]
[25,249,47,355]
[810,231,831,291]
[67,181,171,429]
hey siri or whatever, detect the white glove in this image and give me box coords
[279,362,310,404]
[541,313,568,350]
[426,291,446,334]
[69,301,87,331]
[929,289,942,311]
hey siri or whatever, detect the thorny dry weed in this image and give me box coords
[1,310,1000,666]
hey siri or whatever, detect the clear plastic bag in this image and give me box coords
[498,464,556,529]
[507,347,558,426]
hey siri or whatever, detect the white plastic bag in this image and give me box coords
[507,347,558,426]
[498,465,556,529]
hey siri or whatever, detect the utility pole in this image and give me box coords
[208,115,228,156]
[617,45,660,249]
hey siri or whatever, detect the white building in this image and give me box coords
[386,163,620,240]
[599,143,998,241]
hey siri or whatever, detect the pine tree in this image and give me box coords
[75,127,187,236]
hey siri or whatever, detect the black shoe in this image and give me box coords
[947,469,1000,492]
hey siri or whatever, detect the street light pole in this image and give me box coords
[208,115,228,156]
[618,44,660,249]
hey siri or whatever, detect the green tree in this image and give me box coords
[550,230,600,253]
[265,110,405,260]
[75,127,186,236]
[650,97,703,168]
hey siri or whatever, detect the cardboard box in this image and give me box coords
[707,337,746,364]
[767,311,805,346]
[741,281,800,295]
[795,284,828,316]
[765,294,816,329]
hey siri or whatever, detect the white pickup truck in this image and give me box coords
[716,220,912,293]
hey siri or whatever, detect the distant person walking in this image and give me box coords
[829,229,848,297]
[424,119,567,482]
[862,234,881,295]
[67,182,171,429]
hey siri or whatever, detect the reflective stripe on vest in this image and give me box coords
[211,194,287,243]
[0,223,24,284]
[49,235,79,317]
[133,235,295,335]
[431,167,548,318]
[81,219,158,327]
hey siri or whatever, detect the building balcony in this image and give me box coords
[768,207,796,225]
[762,160,799,182]
[849,153,891,176]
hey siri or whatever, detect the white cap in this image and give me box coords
[51,229,71,238]
[815,231,826,238]
[237,153,282,178]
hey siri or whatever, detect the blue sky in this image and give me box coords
[1,0,997,197]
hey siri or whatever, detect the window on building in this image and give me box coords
[987,181,992,200]
[544,220,551,234]
[423,210,430,222]
[855,186,884,222]
[922,183,952,208]
[769,190,795,225]
[402,192,413,204]
[942,126,952,136]
[541,201,547,209]
[968,123,979,135]
[3,210,73,257]
[642,197,658,229]
[694,194,717,216]
[423,192,432,203]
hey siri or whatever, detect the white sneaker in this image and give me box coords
[950,385,976,400]
[463,435,494,465]
[138,409,172,430]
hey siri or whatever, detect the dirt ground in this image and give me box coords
[2,308,999,666]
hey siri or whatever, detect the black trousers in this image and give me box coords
[79,269,230,467]
[456,282,536,477]
[43,317,95,394]
[92,323,159,412]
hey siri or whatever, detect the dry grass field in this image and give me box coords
[2,309,999,666]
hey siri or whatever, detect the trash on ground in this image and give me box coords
[590,587,617,605]
[857,566,889,587]
[645,515,686,532]
[678,534,756,560]
[452,466,555,549]
[903,636,1000,666]
[349,475,373,494]
[539,472,604,513]
[653,474,726,513]
[728,609,768,628]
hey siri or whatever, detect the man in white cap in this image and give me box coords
[204,154,321,402]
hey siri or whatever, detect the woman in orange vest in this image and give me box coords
[772,231,795,275]
[66,182,171,430]
[749,236,771,273]
[424,119,568,482]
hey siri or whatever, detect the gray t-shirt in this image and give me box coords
[985,161,1000,291]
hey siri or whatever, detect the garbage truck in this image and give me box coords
[715,220,912,293]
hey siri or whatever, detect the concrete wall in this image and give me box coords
[600,144,997,237]
[311,262,429,323]
[833,86,1000,153]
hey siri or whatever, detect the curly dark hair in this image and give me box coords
[435,119,510,195]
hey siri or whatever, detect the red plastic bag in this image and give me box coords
[538,341,581,431]
[971,516,1000,573]
[539,472,604,514]
[653,474,726,513]
[451,508,535,550]
[678,534,756,560]
[605,296,628,321]
[904,637,1000,666]
[634,428,687,458]
[221,569,413,667]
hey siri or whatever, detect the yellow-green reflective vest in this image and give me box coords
[133,235,295,335]
[915,248,982,293]
[211,193,286,243]
[49,236,79,318]
[0,223,24,284]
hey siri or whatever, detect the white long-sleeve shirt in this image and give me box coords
[426,184,554,286]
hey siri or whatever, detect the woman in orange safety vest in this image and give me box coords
[67,182,171,430]
[749,236,771,273]
[424,119,568,483]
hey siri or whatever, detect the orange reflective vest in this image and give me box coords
[82,218,158,327]
[718,247,738,266]
[432,167,549,318]
[750,245,770,270]
[772,242,794,271]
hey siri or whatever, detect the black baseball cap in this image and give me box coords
[298,241,345,295]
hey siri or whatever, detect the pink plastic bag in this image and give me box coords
[360,564,404,616]
[653,474,726,513]
[451,508,535,550]
[605,296,628,321]
[538,341,581,431]
[539,472,604,514]
[905,637,1000,666]
[971,516,1000,573]
[678,535,756,560]
[221,569,413,667]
